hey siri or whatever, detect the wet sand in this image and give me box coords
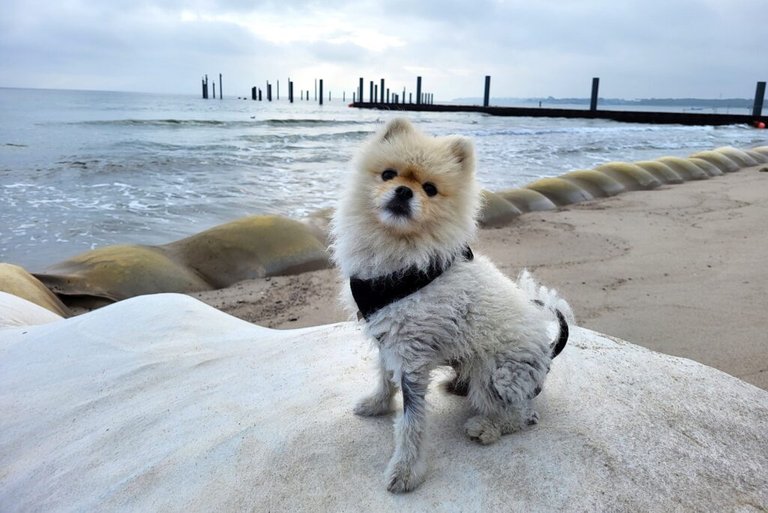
[193,166,768,390]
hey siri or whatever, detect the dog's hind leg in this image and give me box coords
[464,352,547,444]
[464,405,539,445]
[354,352,397,416]
[386,368,430,493]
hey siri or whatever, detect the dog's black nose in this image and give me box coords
[394,186,413,200]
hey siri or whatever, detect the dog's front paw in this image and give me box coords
[385,458,427,493]
[464,415,501,445]
[353,395,392,417]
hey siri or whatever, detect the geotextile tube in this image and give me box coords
[1,145,763,311]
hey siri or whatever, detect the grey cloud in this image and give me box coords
[308,41,370,64]
[0,0,764,98]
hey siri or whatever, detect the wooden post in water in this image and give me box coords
[277,80,280,100]
[219,73,223,100]
[416,76,422,105]
[386,88,390,103]
[483,75,491,107]
[343,91,346,102]
[202,75,209,99]
[409,92,413,103]
[289,81,294,103]
[251,86,256,100]
[258,88,262,101]
[359,77,364,103]
[370,81,374,104]
[319,79,324,105]
[380,79,385,103]
[753,81,766,118]
[590,77,600,111]
[374,85,378,104]
[267,82,272,101]
[212,82,216,99]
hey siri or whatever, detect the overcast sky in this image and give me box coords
[1,0,764,100]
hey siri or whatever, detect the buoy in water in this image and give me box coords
[754,121,766,129]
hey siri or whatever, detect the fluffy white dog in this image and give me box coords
[331,118,573,493]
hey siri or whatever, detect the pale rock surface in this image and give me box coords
[1,294,766,512]
[0,291,63,328]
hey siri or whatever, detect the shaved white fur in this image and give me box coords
[331,118,573,493]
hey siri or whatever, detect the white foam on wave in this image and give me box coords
[3,183,37,189]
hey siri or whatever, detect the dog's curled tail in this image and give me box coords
[517,269,575,359]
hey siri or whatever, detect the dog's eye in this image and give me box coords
[422,182,438,197]
[381,169,397,181]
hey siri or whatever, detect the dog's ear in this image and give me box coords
[447,136,475,173]
[379,118,414,142]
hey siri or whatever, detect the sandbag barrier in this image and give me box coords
[1,146,766,313]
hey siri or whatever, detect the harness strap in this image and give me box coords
[351,246,473,321]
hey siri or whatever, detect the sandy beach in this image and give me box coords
[193,165,768,390]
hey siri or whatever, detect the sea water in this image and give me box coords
[1,87,766,271]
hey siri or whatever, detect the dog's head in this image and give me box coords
[333,118,482,275]
[356,118,480,233]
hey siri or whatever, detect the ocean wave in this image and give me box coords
[262,118,369,127]
[71,119,232,127]
[466,123,703,138]
[64,118,373,129]
[237,130,371,144]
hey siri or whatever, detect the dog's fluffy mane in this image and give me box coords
[331,119,483,279]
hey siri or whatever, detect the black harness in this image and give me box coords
[350,246,474,321]
[349,246,569,359]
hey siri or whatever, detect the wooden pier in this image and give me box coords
[350,77,765,127]
[348,101,761,126]
[200,72,765,127]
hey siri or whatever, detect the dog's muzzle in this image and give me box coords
[385,186,413,218]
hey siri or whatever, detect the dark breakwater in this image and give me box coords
[350,102,763,127]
